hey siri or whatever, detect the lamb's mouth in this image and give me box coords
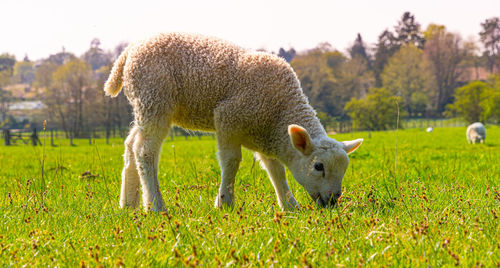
[310,192,338,207]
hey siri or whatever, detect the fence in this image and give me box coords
[1,118,470,146]
[1,126,215,147]
[2,129,41,146]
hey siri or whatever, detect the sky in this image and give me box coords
[1,0,499,61]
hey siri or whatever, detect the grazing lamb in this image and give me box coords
[104,33,363,212]
[466,122,486,144]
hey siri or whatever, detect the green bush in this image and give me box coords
[345,87,403,130]
[445,81,493,123]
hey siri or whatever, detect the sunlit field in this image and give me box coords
[0,126,498,266]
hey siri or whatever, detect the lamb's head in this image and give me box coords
[287,125,363,207]
[473,135,485,144]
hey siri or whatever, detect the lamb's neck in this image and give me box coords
[277,103,327,165]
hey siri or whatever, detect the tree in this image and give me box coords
[46,59,93,138]
[349,33,370,64]
[278,47,296,62]
[373,12,425,87]
[339,56,374,99]
[291,45,344,117]
[45,50,76,65]
[446,81,493,123]
[0,53,16,86]
[394,12,425,49]
[484,74,500,123]
[479,17,500,73]
[424,24,467,114]
[345,87,403,131]
[13,60,35,85]
[373,30,399,87]
[82,38,112,71]
[0,87,13,121]
[381,44,434,117]
[462,37,483,80]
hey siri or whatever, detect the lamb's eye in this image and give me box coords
[314,163,324,171]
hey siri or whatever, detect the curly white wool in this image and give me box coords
[466,122,486,144]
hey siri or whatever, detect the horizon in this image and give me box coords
[1,0,500,61]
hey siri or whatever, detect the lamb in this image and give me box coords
[104,32,363,212]
[466,122,486,144]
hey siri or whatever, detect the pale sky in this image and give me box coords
[1,0,499,61]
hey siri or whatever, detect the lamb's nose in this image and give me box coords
[329,192,341,206]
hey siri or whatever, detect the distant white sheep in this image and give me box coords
[104,33,363,212]
[466,122,486,144]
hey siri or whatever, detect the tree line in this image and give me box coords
[284,13,500,130]
[0,12,499,134]
[0,39,132,138]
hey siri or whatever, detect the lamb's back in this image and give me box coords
[123,33,307,136]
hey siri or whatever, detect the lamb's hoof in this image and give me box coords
[214,193,234,209]
[119,199,140,210]
[282,202,300,212]
[144,199,166,213]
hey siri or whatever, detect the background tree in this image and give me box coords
[479,17,500,73]
[394,12,425,49]
[373,30,399,87]
[13,60,35,85]
[484,74,500,123]
[446,81,493,123]
[381,44,434,117]
[372,12,424,87]
[82,38,112,71]
[47,59,93,138]
[45,50,76,65]
[424,24,467,114]
[344,33,374,98]
[339,56,374,100]
[278,47,296,62]
[291,44,342,117]
[0,87,13,122]
[462,37,483,80]
[349,33,371,64]
[0,53,16,86]
[345,87,403,131]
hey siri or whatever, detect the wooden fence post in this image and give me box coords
[51,129,55,146]
[31,128,41,146]
[3,129,10,146]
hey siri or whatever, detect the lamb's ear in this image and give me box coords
[288,124,313,155]
[342,138,363,155]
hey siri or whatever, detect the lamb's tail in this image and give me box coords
[104,49,128,97]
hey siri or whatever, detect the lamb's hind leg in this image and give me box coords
[256,152,299,211]
[120,126,141,208]
[133,124,170,212]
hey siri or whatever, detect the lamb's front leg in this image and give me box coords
[214,143,242,209]
[256,153,299,211]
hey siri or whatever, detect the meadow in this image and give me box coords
[0,126,498,266]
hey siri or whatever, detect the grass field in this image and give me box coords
[0,126,498,266]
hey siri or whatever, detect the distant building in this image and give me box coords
[9,100,45,110]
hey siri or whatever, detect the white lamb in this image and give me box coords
[466,122,486,144]
[104,33,363,212]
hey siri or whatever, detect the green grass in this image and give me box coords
[0,126,498,266]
